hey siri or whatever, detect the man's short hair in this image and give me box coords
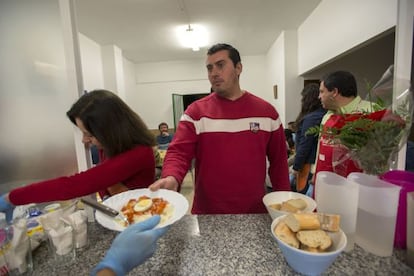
[321,70,357,97]
[158,122,168,130]
[207,43,241,67]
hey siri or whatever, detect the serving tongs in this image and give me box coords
[80,197,130,226]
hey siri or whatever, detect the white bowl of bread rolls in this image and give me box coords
[271,213,347,276]
[263,191,317,219]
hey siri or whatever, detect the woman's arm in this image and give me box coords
[8,146,155,205]
[106,183,129,196]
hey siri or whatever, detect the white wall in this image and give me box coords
[265,31,302,125]
[78,33,104,91]
[0,0,78,190]
[283,31,303,124]
[298,0,398,74]
[266,32,286,124]
[123,56,137,102]
[240,55,268,103]
[101,45,126,100]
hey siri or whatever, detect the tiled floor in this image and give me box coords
[180,170,194,214]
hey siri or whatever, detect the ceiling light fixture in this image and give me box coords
[177,24,208,51]
[176,0,208,51]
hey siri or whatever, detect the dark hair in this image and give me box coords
[287,121,296,132]
[284,129,295,149]
[321,70,357,97]
[158,122,168,130]
[207,43,241,67]
[66,90,155,157]
[295,83,323,125]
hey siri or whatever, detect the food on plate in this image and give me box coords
[133,197,153,212]
[296,229,332,251]
[269,203,282,210]
[268,198,307,213]
[282,198,307,212]
[317,213,341,232]
[284,213,321,232]
[120,196,174,226]
[284,213,341,232]
[274,213,341,253]
[274,221,299,249]
[300,244,323,253]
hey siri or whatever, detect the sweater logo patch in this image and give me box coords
[249,122,260,133]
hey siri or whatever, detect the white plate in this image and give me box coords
[95,188,189,231]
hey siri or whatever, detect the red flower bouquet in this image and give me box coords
[307,87,413,176]
[325,109,408,175]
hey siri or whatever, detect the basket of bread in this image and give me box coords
[271,213,347,276]
[263,191,317,219]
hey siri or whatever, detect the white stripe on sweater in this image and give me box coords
[180,114,282,135]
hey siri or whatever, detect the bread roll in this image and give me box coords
[269,203,281,210]
[317,213,341,232]
[296,229,332,251]
[300,244,323,253]
[287,198,307,210]
[280,198,307,213]
[274,221,299,248]
[284,213,321,232]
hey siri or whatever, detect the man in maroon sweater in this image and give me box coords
[150,43,290,214]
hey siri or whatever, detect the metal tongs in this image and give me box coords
[80,197,130,226]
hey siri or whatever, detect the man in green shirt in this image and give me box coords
[314,71,378,185]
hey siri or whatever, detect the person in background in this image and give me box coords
[284,128,295,157]
[291,83,326,196]
[314,71,378,186]
[90,144,100,165]
[93,215,168,276]
[156,122,173,150]
[0,90,156,222]
[153,147,163,180]
[406,140,414,172]
[287,121,297,143]
[149,43,290,214]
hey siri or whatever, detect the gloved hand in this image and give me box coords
[0,194,15,223]
[91,215,169,276]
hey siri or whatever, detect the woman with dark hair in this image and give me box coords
[291,83,326,194]
[0,90,156,221]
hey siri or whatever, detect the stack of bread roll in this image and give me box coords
[274,213,340,253]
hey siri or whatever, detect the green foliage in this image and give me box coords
[305,125,322,137]
[337,119,401,150]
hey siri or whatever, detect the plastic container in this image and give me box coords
[0,221,10,274]
[380,170,414,248]
[0,219,33,275]
[315,171,359,252]
[43,203,61,213]
[348,172,401,256]
[407,192,414,269]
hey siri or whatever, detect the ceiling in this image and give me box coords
[74,0,321,64]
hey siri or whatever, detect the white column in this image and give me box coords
[59,0,91,172]
[102,44,126,100]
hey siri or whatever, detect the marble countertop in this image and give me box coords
[31,214,413,275]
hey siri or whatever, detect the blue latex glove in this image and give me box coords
[91,215,169,276]
[0,194,15,223]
